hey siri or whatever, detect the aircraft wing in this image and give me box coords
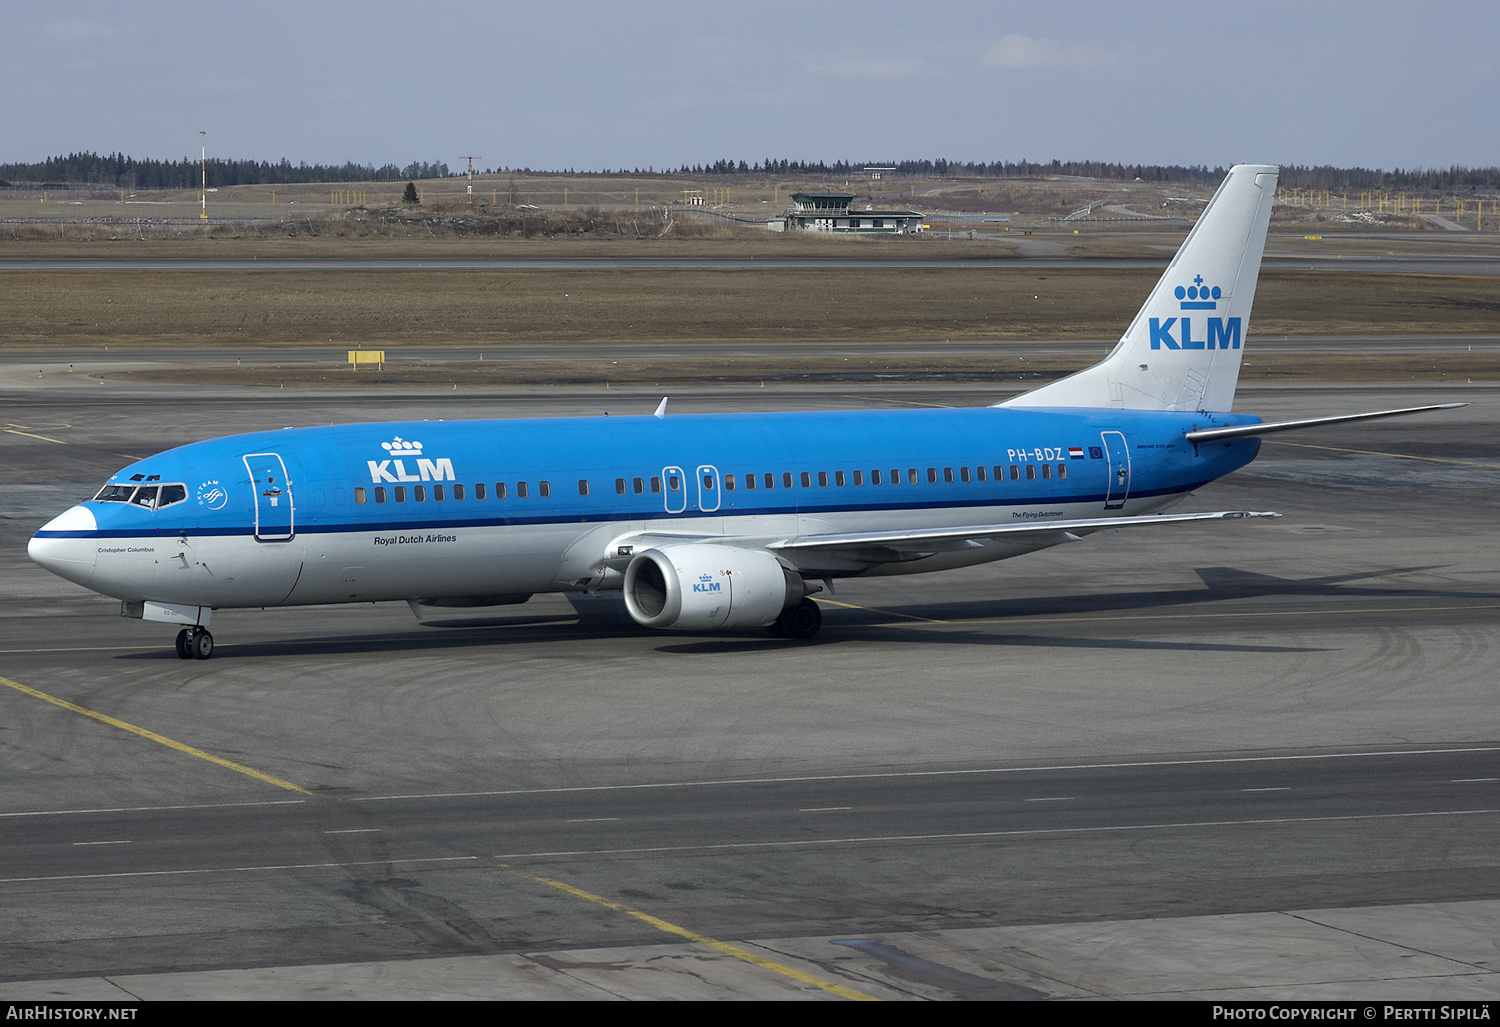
[771,510,1281,556]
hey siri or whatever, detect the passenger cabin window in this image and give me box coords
[1010,465,1020,481]
[801,472,811,488]
[835,471,847,487]
[414,485,426,502]
[744,473,755,490]
[818,471,828,487]
[616,478,627,495]
[1058,464,1068,479]
[517,482,529,498]
[908,468,918,484]
[634,477,645,494]
[782,472,793,489]
[433,484,445,501]
[495,482,508,499]
[454,483,465,500]
[355,487,368,505]
[960,467,971,483]
[395,486,407,502]
[1041,464,1051,480]
[651,476,662,493]
[944,467,954,484]
[724,474,735,491]
[375,486,387,503]
[475,482,487,500]
[539,481,551,498]
[1026,466,1036,481]
[871,469,881,485]
[578,479,589,496]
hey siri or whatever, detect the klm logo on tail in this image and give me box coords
[1149,274,1241,351]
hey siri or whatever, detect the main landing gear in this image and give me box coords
[773,598,823,640]
[175,627,214,660]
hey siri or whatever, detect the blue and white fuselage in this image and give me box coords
[30,405,1264,610]
[27,164,1462,656]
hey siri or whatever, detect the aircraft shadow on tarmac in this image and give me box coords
[833,563,1479,627]
[107,563,1470,660]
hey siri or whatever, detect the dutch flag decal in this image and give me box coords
[1068,447,1085,460]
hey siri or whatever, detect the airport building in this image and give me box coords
[783,192,924,234]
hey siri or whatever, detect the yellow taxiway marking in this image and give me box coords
[502,866,878,1001]
[2,428,68,444]
[822,601,1500,630]
[816,597,949,623]
[1264,438,1500,470]
[0,674,313,796]
[840,393,953,409]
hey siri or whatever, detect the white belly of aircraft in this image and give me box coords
[82,494,1183,610]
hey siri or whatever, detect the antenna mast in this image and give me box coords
[461,155,481,205]
[199,131,207,220]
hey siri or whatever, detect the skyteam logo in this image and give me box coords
[693,573,722,594]
[367,436,456,484]
[1150,274,1241,351]
[196,479,228,511]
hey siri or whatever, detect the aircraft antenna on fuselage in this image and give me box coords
[654,397,669,418]
[1002,163,1278,415]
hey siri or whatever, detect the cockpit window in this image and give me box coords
[95,482,188,509]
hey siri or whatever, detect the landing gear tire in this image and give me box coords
[777,598,822,640]
[175,628,193,660]
[190,628,214,660]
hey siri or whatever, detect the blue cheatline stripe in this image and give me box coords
[34,478,1214,541]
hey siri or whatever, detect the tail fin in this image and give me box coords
[1004,163,1278,413]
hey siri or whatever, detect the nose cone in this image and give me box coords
[29,505,98,587]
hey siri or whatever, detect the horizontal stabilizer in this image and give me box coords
[1185,403,1466,443]
[773,510,1281,554]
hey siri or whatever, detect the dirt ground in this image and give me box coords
[102,351,1496,389]
[4,268,1497,351]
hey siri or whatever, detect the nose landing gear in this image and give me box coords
[175,627,215,660]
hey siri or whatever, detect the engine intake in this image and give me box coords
[623,544,809,630]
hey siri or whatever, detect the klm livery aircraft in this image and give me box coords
[29,165,1460,659]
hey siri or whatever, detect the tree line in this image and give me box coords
[5,151,1497,192]
[0,152,452,189]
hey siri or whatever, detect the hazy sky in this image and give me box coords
[4,1,1496,173]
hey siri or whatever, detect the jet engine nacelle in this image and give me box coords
[623,544,809,630]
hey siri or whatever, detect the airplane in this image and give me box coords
[29,164,1462,659]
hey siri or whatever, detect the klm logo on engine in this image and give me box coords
[1149,274,1241,351]
[367,436,455,484]
[693,573,722,594]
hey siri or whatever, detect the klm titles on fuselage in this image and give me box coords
[1149,276,1241,351]
[366,436,455,484]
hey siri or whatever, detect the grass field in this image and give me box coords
[4,167,1498,386]
[5,269,1497,349]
